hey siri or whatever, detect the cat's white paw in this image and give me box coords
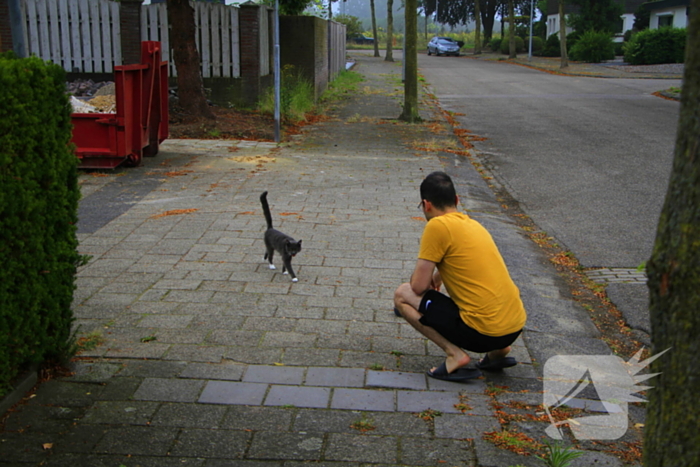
[269,264,276,270]
[292,277,298,282]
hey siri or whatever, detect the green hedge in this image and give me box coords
[569,30,615,63]
[623,27,686,65]
[500,35,525,54]
[0,53,80,396]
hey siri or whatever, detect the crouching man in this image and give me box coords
[394,171,527,382]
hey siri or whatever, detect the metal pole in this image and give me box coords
[274,0,281,143]
[528,0,534,60]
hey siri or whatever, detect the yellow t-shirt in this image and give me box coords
[418,212,526,336]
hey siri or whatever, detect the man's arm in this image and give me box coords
[410,259,437,296]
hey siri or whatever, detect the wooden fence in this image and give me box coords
[19,0,243,77]
[141,2,241,79]
[21,0,121,73]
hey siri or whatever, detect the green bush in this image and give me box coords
[542,33,561,57]
[624,27,686,64]
[569,30,615,62]
[489,37,502,52]
[500,35,525,54]
[528,36,544,54]
[0,53,80,396]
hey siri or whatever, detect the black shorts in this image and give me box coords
[418,289,522,353]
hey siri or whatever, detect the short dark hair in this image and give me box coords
[420,171,456,209]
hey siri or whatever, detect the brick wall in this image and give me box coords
[280,16,329,102]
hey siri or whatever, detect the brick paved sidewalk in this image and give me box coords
[1,54,638,467]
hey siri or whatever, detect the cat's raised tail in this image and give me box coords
[260,191,274,230]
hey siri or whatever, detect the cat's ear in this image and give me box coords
[298,239,302,246]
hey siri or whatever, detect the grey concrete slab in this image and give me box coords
[304,367,366,388]
[396,390,463,414]
[133,378,206,403]
[330,388,396,412]
[169,429,250,458]
[95,426,178,456]
[221,406,294,431]
[179,362,246,381]
[198,381,268,405]
[243,365,305,385]
[263,385,331,409]
[399,437,475,466]
[366,370,427,390]
[150,403,228,428]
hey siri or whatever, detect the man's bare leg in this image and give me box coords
[393,283,470,373]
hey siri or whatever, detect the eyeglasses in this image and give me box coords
[418,200,424,210]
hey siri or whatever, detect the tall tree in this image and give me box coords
[474,0,482,54]
[644,1,700,464]
[558,0,568,68]
[568,0,623,34]
[507,0,516,58]
[371,0,380,57]
[167,0,214,119]
[385,0,394,61]
[400,0,420,122]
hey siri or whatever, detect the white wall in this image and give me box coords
[649,6,689,29]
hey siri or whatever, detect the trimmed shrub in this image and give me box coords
[542,33,561,57]
[528,36,544,55]
[500,35,525,54]
[624,28,686,64]
[0,53,80,396]
[569,30,615,62]
[489,37,502,52]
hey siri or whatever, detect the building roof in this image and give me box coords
[641,0,691,10]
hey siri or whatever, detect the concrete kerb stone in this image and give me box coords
[0,52,641,466]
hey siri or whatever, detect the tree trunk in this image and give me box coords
[481,4,495,44]
[473,0,482,54]
[399,0,420,123]
[558,0,568,68]
[371,0,380,57]
[385,0,394,61]
[644,1,700,464]
[167,0,214,120]
[508,0,516,58]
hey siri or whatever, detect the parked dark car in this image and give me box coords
[427,37,462,56]
[348,34,374,45]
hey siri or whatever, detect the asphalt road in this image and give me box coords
[418,55,682,269]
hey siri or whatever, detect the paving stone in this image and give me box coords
[472,438,542,467]
[164,345,225,362]
[138,314,195,328]
[64,361,122,383]
[95,426,178,456]
[206,329,263,346]
[221,406,294,431]
[264,385,331,408]
[317,334,372,352]
[103,342,170,359]
[427,376,488,393]
[247,432,324,461]
[179,362,245,381]
[206,460,282,467]
[304,367,366,388]
[81,401,160,425]
[399,437,475,466]
[331,388,396,412]
[261,331,318,348]
[98,377,144,401]
[198,381,268,405]
[366,370,427,390]
[224,347,284,365]
[339,351,399,370]
[133,377,206,403]
[27,381,105,408]
[292,409,359,433]
[367,411,432,437]
[243,365,305,384]
[324,433,398,464]
[434,414,501,440]
[3,404,86,434]
[396,390,463,414]
[170,429,250,458]
[150,403,228,428]
[53,424,110,454]
[281,348,341,366]
[371,336,426,355]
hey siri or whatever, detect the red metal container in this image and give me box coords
[71,41,169,169]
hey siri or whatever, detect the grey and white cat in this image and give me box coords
[260,191,302,282]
